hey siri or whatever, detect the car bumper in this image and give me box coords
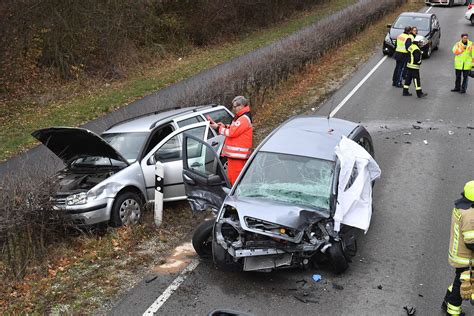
[426,0,453,5]
[56,198,113,225]
[465,12,472,20]
[383,42,395,55]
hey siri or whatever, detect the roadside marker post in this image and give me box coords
[154,162,164,227]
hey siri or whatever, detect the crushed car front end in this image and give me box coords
[212,195,350,272]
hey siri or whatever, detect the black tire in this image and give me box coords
[424,44,432,59]
[327,241,349,274]
[212,240,235,270]
[471,16,474,26]
[110,191,143,227]
[192,220,214,258]
[449,0,454,6]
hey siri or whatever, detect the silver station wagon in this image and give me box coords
[33,105,233,226]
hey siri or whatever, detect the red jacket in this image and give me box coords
[218,106,253,159]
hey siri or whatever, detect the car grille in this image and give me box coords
[51,194,69,207]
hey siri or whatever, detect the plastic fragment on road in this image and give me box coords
[312,274,322,282]
[448,130,454,135]
[403,305,416,315]
[423,140,428,145]
[332,283,344,290]
[334,136,381,233]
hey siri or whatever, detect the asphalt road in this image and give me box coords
[111,4,474,316]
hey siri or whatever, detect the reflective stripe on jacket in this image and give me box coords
[453,40,474,71]
[407,44,422,70]
[448,206,474,268]
[218,106,253,160]
[396,33,411,53]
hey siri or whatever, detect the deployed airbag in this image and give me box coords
[334,136,381,233]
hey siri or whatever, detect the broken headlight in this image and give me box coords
[245,217,297,239]
[66,192,87,206]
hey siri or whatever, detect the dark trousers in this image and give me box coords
[392,53,408,86]
[455,69,469,92]
[444,268,467,312]
[403,68,423,96]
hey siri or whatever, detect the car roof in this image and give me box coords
[103,105,222,134]
[399,12,433,18]
[259,116,359,161]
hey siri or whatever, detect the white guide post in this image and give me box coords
[154,162,164,227]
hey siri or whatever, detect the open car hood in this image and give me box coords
[32,127,129,165]
[225,196,330,230]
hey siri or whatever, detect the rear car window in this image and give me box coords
[177,115,203,128]
[205,109,233,126]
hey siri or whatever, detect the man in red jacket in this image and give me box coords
[210,96,253,185]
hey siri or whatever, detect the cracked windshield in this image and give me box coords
[235,152,334,210]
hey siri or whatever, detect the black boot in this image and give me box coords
[403,88,412,96]
[417,92,427,98]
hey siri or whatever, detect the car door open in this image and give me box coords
[182,134,230,213]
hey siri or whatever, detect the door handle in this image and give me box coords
[191,162,202,167]
[211,141,219,147]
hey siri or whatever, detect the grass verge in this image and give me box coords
[0,0,355,162]
[0,1,423,314]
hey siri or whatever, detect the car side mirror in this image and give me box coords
[223,187,231,195]
[148,155,156,165]
[386,24,392,28]
[207,174,224,185]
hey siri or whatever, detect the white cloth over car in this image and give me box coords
[334,136,381,233]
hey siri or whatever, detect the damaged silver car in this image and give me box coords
[184,116,379,273]
[32,105,232,226]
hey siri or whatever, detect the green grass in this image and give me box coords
[0,0,355,161]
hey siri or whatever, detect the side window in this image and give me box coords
[345,162,359,192]
[144,124,174,155]
[205,109,233,126]
[357,137,372,155]
[185,137,224,178]
[155,126,206,162]
[177,115,203,128]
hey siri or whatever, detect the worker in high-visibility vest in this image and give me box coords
[403,36,428,98]
[392,26,413,88]
[451,33,474,94]
[442,181,474,316]
[210,96,253,185]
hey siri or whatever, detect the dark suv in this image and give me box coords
[383,12,441,58]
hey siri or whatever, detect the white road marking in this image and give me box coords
[425,6,433,13]
[329,55,388,117]
[143,259,200,315]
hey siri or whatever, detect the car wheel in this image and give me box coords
[424,44,432,59]
[471,16,474,26]
[327,241,349,274]
[110,191,143,227]
[192,220,214,258]
[212,240,236,270]
[449,0,454,6]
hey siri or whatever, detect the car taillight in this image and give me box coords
[469,4,473,10]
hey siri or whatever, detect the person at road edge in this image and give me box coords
[392,26,413,88]
[442,181,474,316]
[210,96,253,186]
[451,34,473,94]
[403,35,427,98]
